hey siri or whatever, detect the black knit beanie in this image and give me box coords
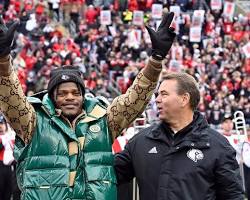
[47,66,85,98]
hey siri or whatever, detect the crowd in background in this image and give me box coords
[0,0,249,128]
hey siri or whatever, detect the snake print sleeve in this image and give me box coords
[0,61,36,144]
[107,58,162,140]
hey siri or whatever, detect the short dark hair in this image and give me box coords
[161,72,200,111]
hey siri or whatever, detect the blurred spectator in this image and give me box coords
[48,0,60,21]
[219,113,250,200]
[85,5,99,26]
[0,114,15,200]
[219,114,238,149]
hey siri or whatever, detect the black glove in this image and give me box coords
[0,16,19,57]
[146,12,176,60]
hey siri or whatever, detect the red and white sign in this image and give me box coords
[242,42,250,58]
[128,29,142,48]
[171,45,183,60]
[133,10,144,26]
[169,6,180,34]
[100,10,111,25]
[192,10,205,27]
[152,4,163,19]
[169,5,181,17]
[210,0,222,10]
[189,27,202,42]
[223,1,235,19]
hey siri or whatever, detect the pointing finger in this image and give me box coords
[164,12,175,29]
[158,13,169,30]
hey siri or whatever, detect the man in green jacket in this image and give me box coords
[0,13,175,200]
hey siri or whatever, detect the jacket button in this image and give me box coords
[206,143,210,146]
[176,146,180,150]
[191,143,195,146]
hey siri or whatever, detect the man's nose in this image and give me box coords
[65,93,75,99]
[155,95,161,103]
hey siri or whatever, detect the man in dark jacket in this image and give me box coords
[114,72,244,200]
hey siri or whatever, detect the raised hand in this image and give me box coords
[146,12,176,60]
[0,16,19,57]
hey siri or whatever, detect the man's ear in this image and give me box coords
[181,92,190,107]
